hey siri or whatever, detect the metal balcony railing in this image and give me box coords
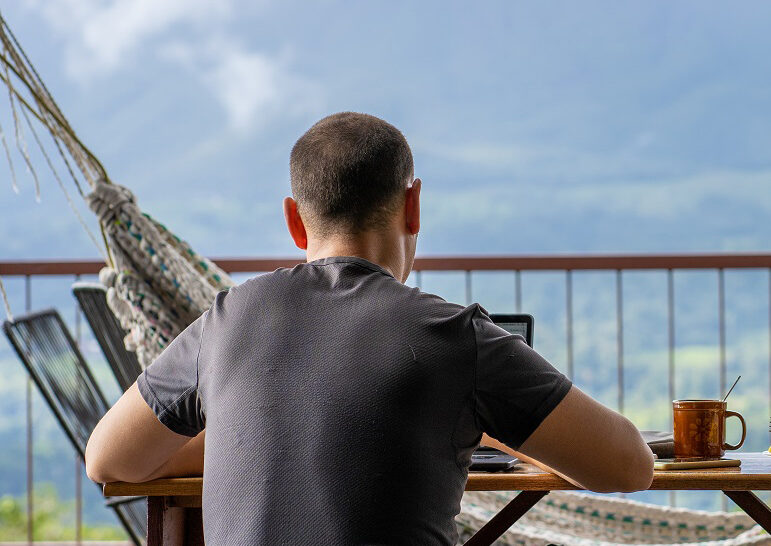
[1,252,770,541]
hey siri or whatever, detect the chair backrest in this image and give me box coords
[3,309,109,457]
[3,309,147,545]
[72,282,142,392]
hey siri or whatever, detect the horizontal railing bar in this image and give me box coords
[412,254,771,271]
[2,253,771,276]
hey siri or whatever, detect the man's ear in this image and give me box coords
[404,178,421,235]
[283,197,308,250]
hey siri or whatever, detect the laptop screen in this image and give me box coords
[489,314,534,347]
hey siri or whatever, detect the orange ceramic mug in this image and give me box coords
[672,400,746,459]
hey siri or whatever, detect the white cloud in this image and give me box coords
[413,139,546,171]
[204,46,281,132]
[27,0,233,77]
[568,170,771,219]
[26,0,318,133]
[424,169,771,227]
[163,38,321,133]
[414,135,677,181]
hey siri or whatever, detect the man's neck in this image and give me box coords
[304,231,412,283]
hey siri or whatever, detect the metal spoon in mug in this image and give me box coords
[722,375,741,402]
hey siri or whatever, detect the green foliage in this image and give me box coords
[0,483,126,540]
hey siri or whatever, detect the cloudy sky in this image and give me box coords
[0,0,769,260]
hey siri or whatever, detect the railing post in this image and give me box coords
[74,274,83,545]
[718,267,729,511]
[718,268,726,399]
[566,270,573,381]
[667,270,676,415]
[616,270,624,414]
[465,271,472,306]
[514,270,522,313]
[667,269,676,508]
[24,275,33,545]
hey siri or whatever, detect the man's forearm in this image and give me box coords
[480,433,584,489]
[143,430,206,481]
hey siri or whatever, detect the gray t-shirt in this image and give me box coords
[137,256,571,545]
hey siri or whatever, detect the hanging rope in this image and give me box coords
[0,275,12,321]
[0,14,114,266]
[19,105,107,262]
[3,57,39,201]
[0,114,17,192]
[0,44,108,186]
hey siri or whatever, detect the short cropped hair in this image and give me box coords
[290,112,414,235]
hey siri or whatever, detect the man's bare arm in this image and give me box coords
[143,429,205,481]
[482,385,653,493]
[480,434,583,488]
[85,383,205,483]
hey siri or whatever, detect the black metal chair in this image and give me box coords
[3,309,146,545]
[72,282,142,392]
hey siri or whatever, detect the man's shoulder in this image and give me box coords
[218,264,477,324]
[223,266,299,298]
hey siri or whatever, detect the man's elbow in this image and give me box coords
[85,458,109,484]
[85,435,105,483]
[85,440,115,484]
[85,436,147,484]
[85,454,152,484]
[591,423,655,493]
[613,446,654,493]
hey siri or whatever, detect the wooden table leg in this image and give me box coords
[147,496,204,545]
[463,490,549,546]
[723,490,771,533]
[183,506,205,544]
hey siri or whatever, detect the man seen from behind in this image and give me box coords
[85,112,654,545]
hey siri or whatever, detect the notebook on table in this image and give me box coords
[469,313,534,472]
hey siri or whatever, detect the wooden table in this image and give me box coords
[104,452,771,545]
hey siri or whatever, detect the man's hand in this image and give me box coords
[85,383,205,483]
[482,385,654,493]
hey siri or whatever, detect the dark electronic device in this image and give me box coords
[488,313,534,347]
[469,314,534,472]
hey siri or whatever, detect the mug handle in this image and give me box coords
[723,410,746,450]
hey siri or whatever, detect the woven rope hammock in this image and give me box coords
[457,491,767,545]
[0,11,766,545]
[0,12,233,366]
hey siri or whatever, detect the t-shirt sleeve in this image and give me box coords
[472,306,572,449]
[136,311,207,437]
